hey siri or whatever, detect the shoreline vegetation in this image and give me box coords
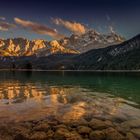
[0,69,140,72]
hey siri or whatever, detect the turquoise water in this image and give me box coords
[0,71,140,122]
[0,71,140,103]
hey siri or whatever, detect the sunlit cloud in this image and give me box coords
[52,18,86,35]
[0,21,16,31]
[14,18,65,39]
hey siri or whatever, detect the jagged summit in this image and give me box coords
[0,38,77,57]
[59,29,125,52]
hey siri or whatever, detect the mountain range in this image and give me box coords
[30,34,140,70]
[0,31,140,70]
[0,30,124,57]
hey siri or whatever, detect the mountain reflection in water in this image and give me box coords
[0,71,140,124]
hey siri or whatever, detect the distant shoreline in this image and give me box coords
[0,69,140,72]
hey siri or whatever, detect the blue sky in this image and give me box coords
[0,0,139,40]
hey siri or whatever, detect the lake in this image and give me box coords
[0,71,140,139]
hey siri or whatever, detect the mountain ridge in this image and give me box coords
[0,30,124,57]
[59,30,124,53]
[0,34,139,70]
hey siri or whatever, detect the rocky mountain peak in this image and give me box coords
[0,37,78,57]
[59,29,125,52]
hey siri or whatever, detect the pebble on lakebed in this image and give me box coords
[0,117,140,140]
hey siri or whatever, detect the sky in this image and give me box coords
[0,0,140,40]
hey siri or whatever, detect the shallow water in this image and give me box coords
[0,71,140,123]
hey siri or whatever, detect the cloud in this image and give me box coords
[0,21,16,31]
[14,18,64,39]
[52,18,86,35]
[0,17,6,20]
[109,26,115,34]
[106,15,111,21]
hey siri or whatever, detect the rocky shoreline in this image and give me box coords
[0,82,140,140]
[0,116,140,140]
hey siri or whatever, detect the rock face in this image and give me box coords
[0,38,47,56]
[36,40,78,57]
[0,38,77,57]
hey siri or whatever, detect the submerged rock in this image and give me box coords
[63,118,88,127]
[104,127,125,140]
[54,124,67,129]
[33,123,50,131]
[2,136,13,140]
[54,127,70,140]
[54,128,83,140]
[131,128,140,139]
[30,131,48,140]
[126,132,138,140]
[14,133,29,140]
[77,126,92,135]
[46,130,54,139]
[89,119,113,130]
[66,131,83,140]
[89,130,105,140]
[13,125,31,140]
[121,119,140,129]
